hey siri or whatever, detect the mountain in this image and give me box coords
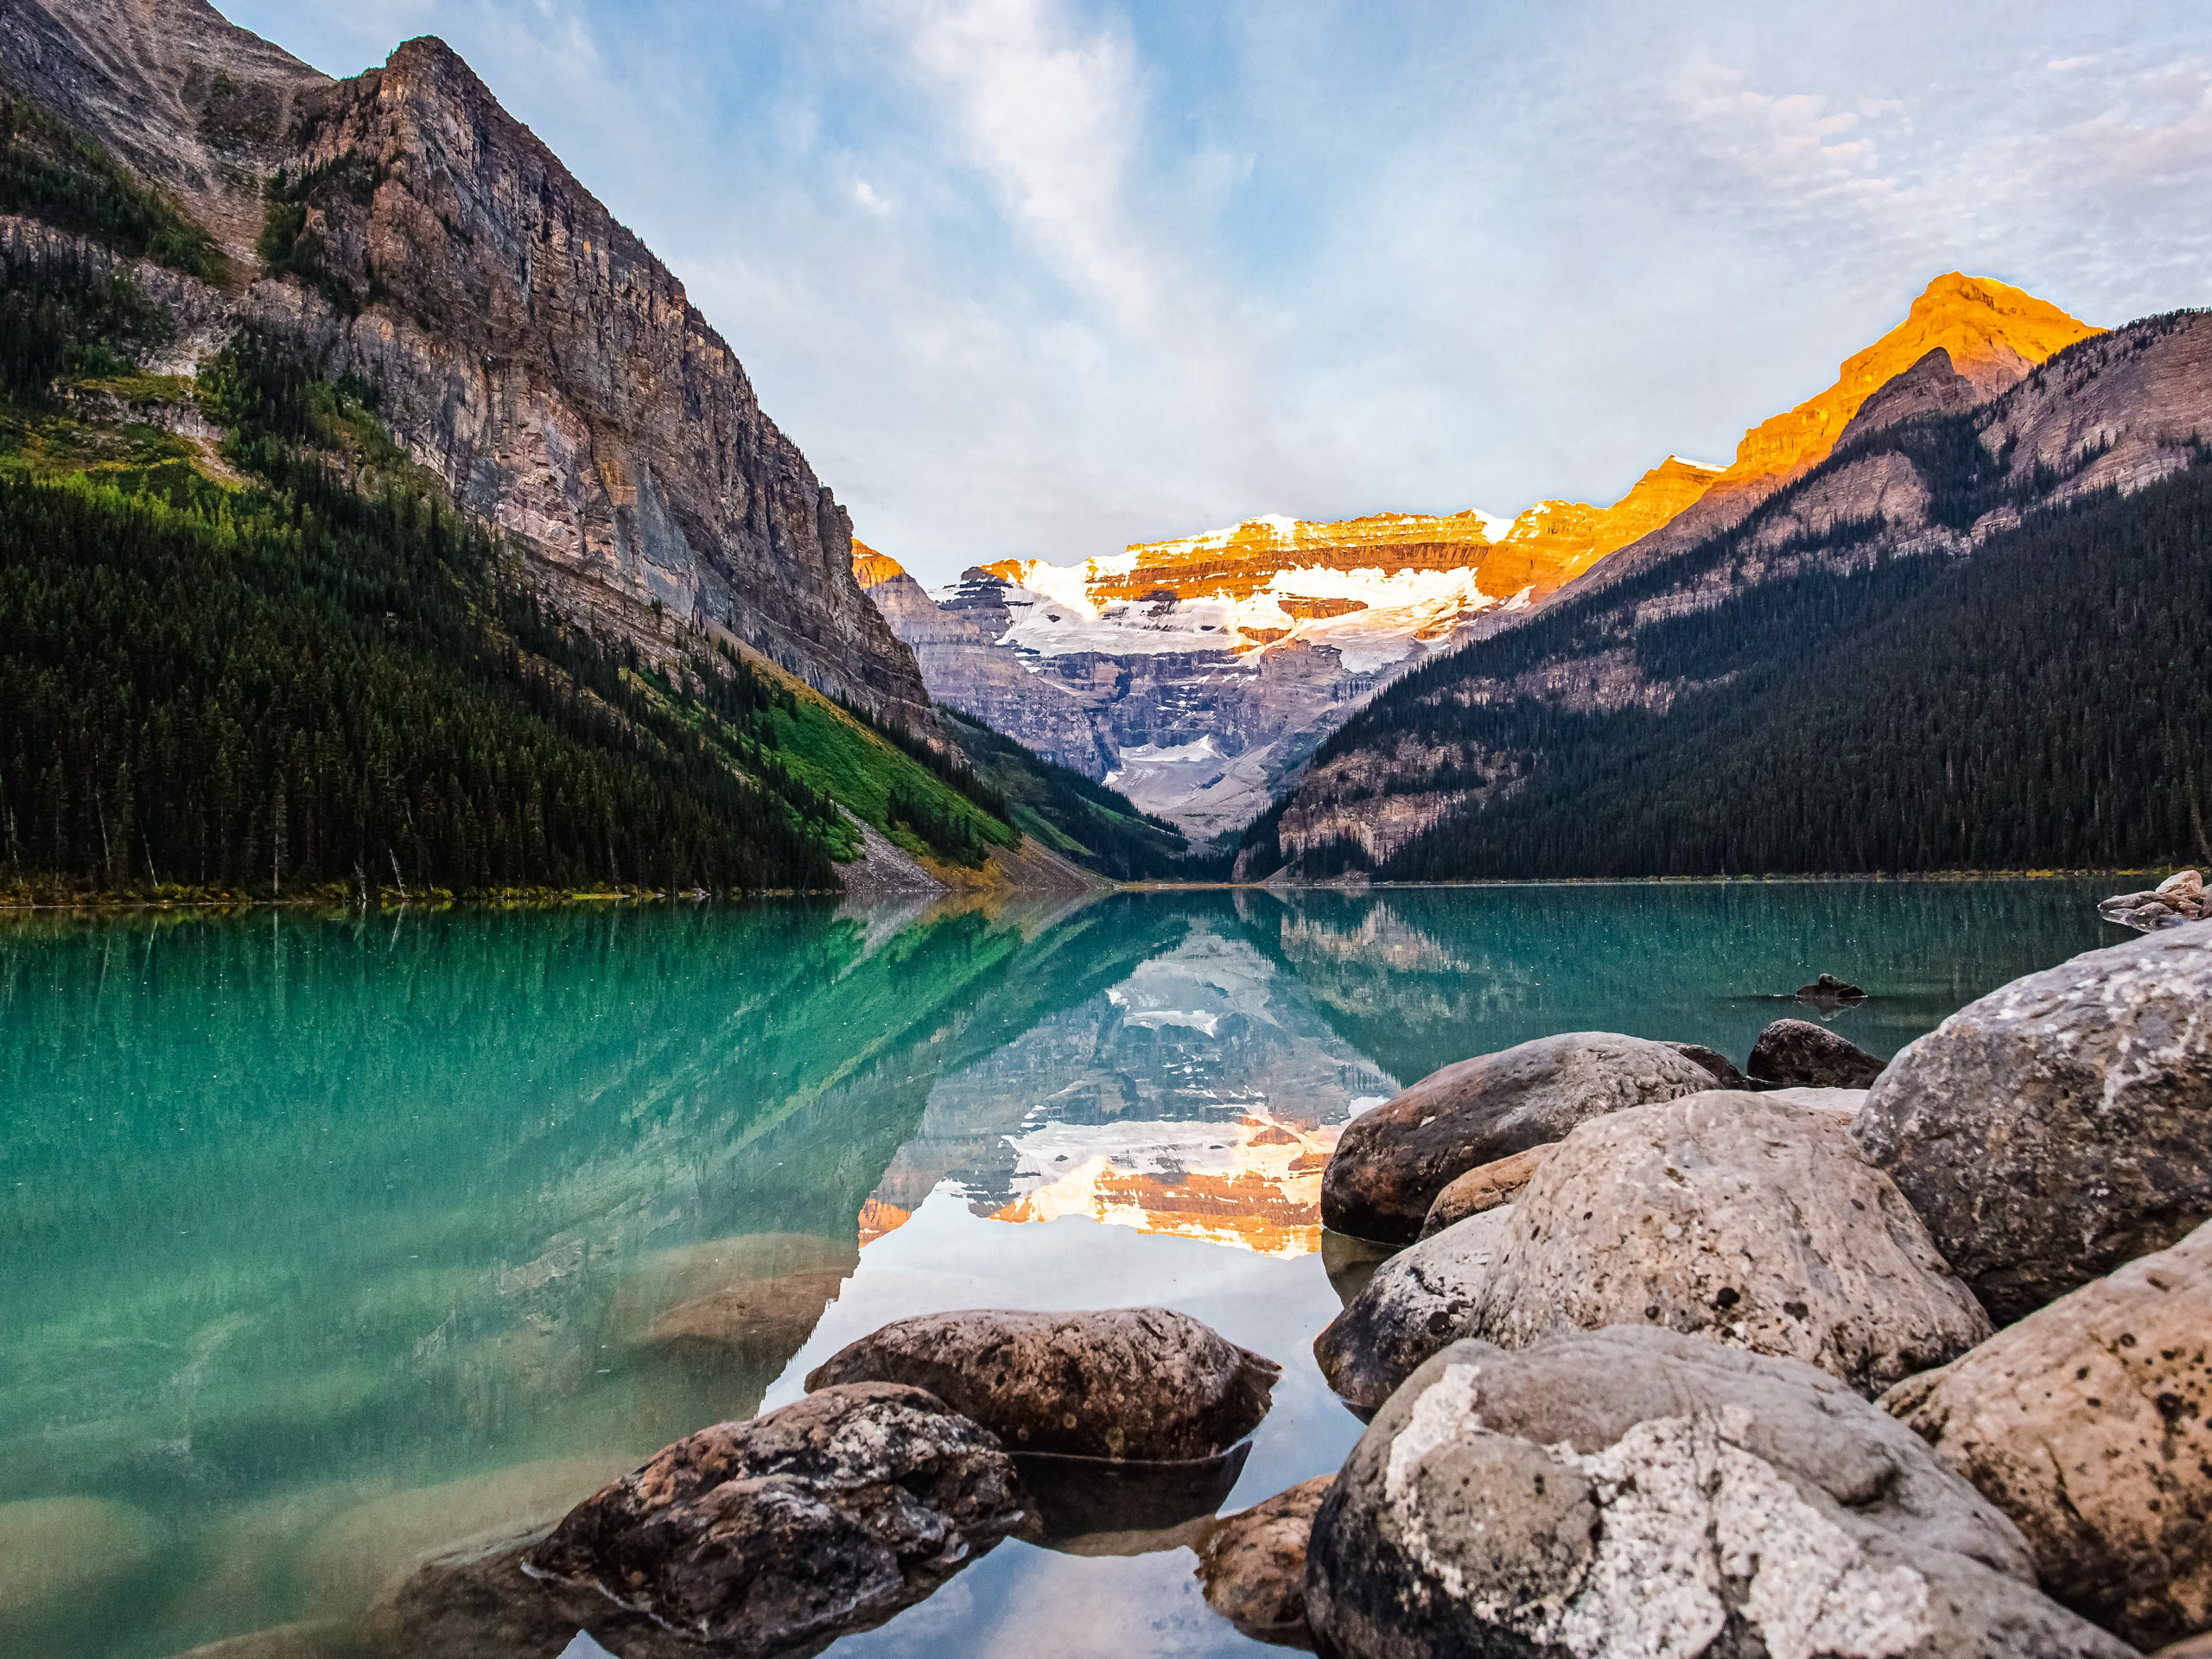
[859,272,2098,845]
[854,459,1726,840]
[0,0,1077,900]
[1242,302,2212,880]
[0,0,931,727]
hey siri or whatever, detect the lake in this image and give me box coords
[0,880,2118,1657]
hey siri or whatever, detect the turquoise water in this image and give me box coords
[0,881,2118,1657]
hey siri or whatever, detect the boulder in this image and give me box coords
[1761,1084,1871,1120]
[1883,1217,2212,1650]
[1306,1327,2138,1659]
[803,1307,1279,1460]
[1748,1016,1885,1088]
[1196,1476,1332,1649]
[1314,1208,1517,1411]
[2100,871,2206,931]
[1853,920,2212,1324]
[2152,1639,2212,1659]
[1797,971,1869,1001]
[525,1382,1031,1652]
[1474,1092,1992,1394]
[1320,1033,1717,1243]
[1417,1143,1554,1236]
[1665,1040,1750,1088]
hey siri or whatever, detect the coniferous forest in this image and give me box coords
[0,245,888,898]
[1249,447,2212,880]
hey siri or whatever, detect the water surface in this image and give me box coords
[0,881,2117,1656]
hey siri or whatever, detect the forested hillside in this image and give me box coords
[0,230,1017,901]
[1243,442,2211,880]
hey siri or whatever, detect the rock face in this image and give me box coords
[1474,1092,1992,1394]
[1321,1033,1717,1243]
[1196,1476,1332,1649]
[526,1382,1030,1652]
[861,468,1724,837]
[1305,1328,2137,1659]
[1884,1217,2212,1650]
[1749,1016,1885,1088]
[0,1,936,728]
[1418,1144,1554,1236]
[803,1307,1280,1460]
[1853,921,2212,1325]
[1314,1207,1517,1411]
[2101,868,2209,931]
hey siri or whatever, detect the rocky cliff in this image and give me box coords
[0,0,934,728]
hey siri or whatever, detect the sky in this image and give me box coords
[221,0,2212,585]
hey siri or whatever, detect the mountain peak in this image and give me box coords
[1708,273,2100,501]
[851,540,908,588]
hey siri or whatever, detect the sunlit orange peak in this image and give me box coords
[850,539,907,589]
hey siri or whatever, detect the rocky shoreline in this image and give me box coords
[201,921,2209,1658]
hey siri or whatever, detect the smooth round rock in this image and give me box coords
[1474,1091,1992,1395]
[1854,920,2212,1324]
[1314,1207,1516,1412]
[804,1306,1280,1460]
[1417,1143,1554,1236]
[1306,1327,2137,1659]
[1884,1216,2212,1650]
[1321,1033,1717,1243]
[1196,1476,1332,1649]
[1749,1016,1885,1088]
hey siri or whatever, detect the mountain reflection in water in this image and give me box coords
[0,880,2116,1659]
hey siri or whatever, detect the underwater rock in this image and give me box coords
[0,1495,162,1618]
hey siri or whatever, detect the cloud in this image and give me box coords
[215,1,2212,583]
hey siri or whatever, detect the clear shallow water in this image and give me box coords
[0,880,2119,1657]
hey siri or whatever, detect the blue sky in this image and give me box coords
[222,0,2212,584]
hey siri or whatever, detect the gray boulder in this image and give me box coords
[804,1306,1278,1460]
[1475,1092,1992,1395]
[1197,1476,1332,1649]
[1418,1143,1554,1237]
[1750,1016,1885,1088]
[525,1383,1030,1653]
[1305,1327,2138,1659]
[1321,1033,1717,1243]
[1314,1207,1517,1411]
[1666,1040,1750,1088]
[1853,920,2212,1324]
[1884,1216,2212,1650]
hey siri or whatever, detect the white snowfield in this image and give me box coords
[944,559,1512,676]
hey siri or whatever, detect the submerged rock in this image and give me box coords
[1305,1327,2136,1659]
[1748,1016,1885,1088]
[1474,1091,1991,1394]
[1417,1143,1554,1236]
[1884,1216,2212,1650]
[1854,919,2212,1324]
[1315,1207,1517,1411]
[524,1383,1030,1654]
[1197,1476,1332,1650]
[1320,1033,1717,1243]
[804,1306,1279,1460]
[0,1495,162,1618]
